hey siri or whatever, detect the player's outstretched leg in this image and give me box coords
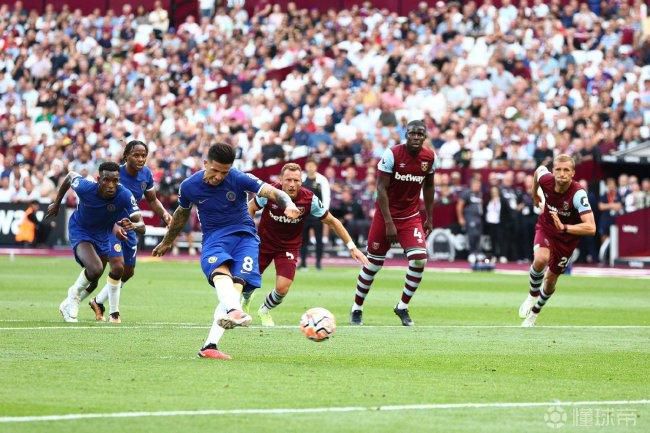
[60,243,103,322]
[393,249,427,326]
[199,302,231,360]
[519,264,546,318]
[350,254,385,325]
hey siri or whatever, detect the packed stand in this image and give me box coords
[0,1,648,259]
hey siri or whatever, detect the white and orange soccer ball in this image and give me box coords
[299,307,336,342]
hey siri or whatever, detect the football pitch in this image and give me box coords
[0,256,648,433]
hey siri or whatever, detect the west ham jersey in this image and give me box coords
[255,185,328,251]
[537,171,592,241]
[178,168,264,238]
[377,144,436,220]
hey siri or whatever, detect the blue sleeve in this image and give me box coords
[377,148,394,173]
[309,195,327,218]
[178,179,193,209]
[118,188,140,216]
[255,196,268,208]
[145,168,154,191]
[71,176,95,199]
[573,189,592,213]
[234,170,265,194]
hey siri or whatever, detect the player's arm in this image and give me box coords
[321,212,370,266]
[422,173,434,236]
[532,165,550,207]
[152,206,191,256]
[376,173,398,243]
[550,189,596,236]
[118,212,146,235]
[144,188,172,226]
[257,184,300,218]
[456,197,466,227]
[248,198,262,218]
[46,171,80,219]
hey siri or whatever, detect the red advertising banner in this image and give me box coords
[616,208,650,257]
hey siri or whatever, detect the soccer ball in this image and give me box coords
[299,307,336,342]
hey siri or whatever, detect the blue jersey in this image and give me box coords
[119,164,154,202]
[178,169,265,238]
[68,176,140,234]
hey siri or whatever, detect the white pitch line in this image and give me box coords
[1,324,649,331]
[1,399,648,424]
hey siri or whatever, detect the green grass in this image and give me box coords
[0,256,648,433]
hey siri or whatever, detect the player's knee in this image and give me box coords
[109,263,124,279]
[409,258,427,268]
[122,267,134,282]
[85,265,103,282]
[276,284,290,296]
[407,250,428,268]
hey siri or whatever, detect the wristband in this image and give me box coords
[346,241,356,250]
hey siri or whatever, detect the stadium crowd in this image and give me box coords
[0,0,649,261]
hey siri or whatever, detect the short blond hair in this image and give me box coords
[280,162,302,176]
[553,154,575,169]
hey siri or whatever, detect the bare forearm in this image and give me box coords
[377,189,392,223]
[161,207,190,244]
[565,222,596,236]
[54,173,75,204]
[148,198,169,220]
[327,216,354,245]
[423,184,434,222]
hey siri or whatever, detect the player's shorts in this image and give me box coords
[259,248,299,281]
[200,231,262,292]
[533,227,579,275]
[107,230,138,266]
[68,224,110,267]
[366,212,427,256]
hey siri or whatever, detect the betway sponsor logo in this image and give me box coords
[545,204,571,217]
[270,213,301,224]
[621,225,638,234]
[395,172,425,183]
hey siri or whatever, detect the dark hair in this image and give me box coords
[98,161,120,174]
[407,119,426,131]
[207,143,236,164]
[122,140,148,163]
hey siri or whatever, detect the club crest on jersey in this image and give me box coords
[271,204,278,210]
[372,242,380,250]
[107,204,116,212]
[563,201,569,210]
[296,206,305,215]
[113,244,122,253]
[399,162,406,168]
[226,191,236,201]
[141,182,148,191]
[208,256,217,264]
[421,162,429,172]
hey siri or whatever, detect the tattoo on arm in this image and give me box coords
[161,207,191,244]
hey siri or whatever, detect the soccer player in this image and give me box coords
[350,120,435,326]
[246,162,369,326]
[88,140,172,323]
[46,162,145,323]
[518,154,596,327]
[152,143,300,360]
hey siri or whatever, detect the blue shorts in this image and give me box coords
[68,224,110,267]
[108,230,138,266]
[200,231,261,293]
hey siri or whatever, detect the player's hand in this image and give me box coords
[45,202,60,219]
[549,211,563,231]
[118,218,136,232]
[284,204,300,219]
[351,248,370,266]
[385,220,398,245]
[152,241,172,257]
[533,194,541,208]
[113,223,128,241]
[162,212,173,226]
[423,220,433,237]
[458,217,466,228]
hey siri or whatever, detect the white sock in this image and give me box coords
[204,302,227,347]
[212,274,241,312]
[397,301,409,310]
[95,285,109,304]
[351,303,363,312]
[78,288,91,301]
[527,293,538,301]
[67,269,91,299]
[259,304,269,314]
[104,276,121,314]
